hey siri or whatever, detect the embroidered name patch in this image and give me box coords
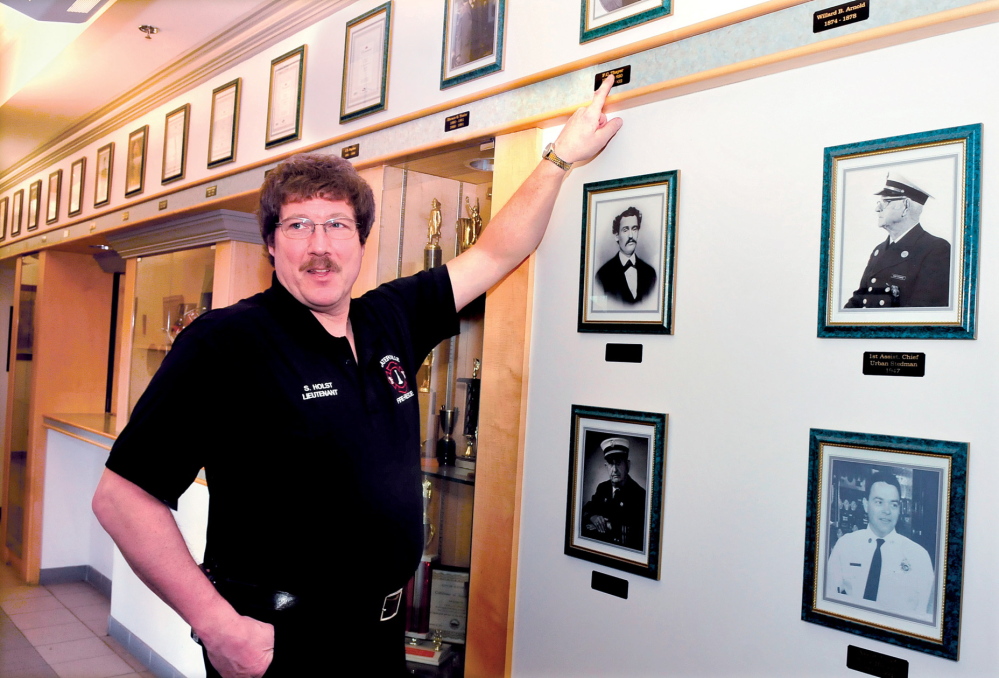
[302,382,338,400]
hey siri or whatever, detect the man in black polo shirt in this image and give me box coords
[93,77,621,677]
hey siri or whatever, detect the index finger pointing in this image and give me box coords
[589,74,615,111]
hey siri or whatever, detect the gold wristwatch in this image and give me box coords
[542,143,572,171]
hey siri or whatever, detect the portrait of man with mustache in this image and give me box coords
[595,205,657,305]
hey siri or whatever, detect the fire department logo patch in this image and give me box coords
[380,354,414,404]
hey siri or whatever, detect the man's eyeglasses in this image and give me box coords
[277,217,358,240]
[875,197,906,210]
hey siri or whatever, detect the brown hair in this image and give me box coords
[258,154,375,262]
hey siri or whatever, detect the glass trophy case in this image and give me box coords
[378,142,493,675]
[127,246,215,415]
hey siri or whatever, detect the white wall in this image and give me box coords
[110,481,209,678]
[40,430,114,577]
[515,22,999,677]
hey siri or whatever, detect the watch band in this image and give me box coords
[542,143,572,171]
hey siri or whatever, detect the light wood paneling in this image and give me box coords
[212,240,272,307]
[114,258,137,433]
[465,128,541,678]
[22,251,114,581]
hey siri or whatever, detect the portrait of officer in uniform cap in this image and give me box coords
[844,171,951,309]
[595,206,658,305]
[581,436,647,551]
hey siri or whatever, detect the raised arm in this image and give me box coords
[92,469,273,678]
[446,76,623,310]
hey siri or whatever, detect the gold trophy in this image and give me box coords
[460,196,483,251]
[424,198,443,269]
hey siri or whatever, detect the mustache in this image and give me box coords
[626,238,636,245]
[300,256,340,273]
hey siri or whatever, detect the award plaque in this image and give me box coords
[429,568,470,644]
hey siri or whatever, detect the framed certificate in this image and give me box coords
[340,2,392,123]
[162,104,190,184]
[266,45,306,148]
[125,126,148,198]
[0,197,8,241]
[208,78,241,168]
[27,180,41,231]
[94,142,114,208]
[11,189,23,237]
[68,157,85,217]
[46,169,62,225]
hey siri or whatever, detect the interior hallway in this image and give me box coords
[0,563,152,678]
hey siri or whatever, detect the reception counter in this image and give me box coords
[43,414,209,678]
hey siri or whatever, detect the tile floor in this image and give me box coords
[0,562,153,678]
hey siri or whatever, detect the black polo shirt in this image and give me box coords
[108,266,459,596]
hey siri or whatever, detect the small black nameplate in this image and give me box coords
[591,571,628,599]
[863,352,925,377]
[814,1,869,33]
[341,144,359,159]
[605,343,643,363]
[595,65,630,89]
[445,112,470,132]
[846,645,908,678]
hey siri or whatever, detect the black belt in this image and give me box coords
[192,562,403,645]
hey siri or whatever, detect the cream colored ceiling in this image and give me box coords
[0,0,358,186]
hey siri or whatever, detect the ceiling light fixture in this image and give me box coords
[138,25,159,40]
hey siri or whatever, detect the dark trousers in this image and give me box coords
[202,587,408,677]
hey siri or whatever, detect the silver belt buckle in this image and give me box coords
[380,588,403,621]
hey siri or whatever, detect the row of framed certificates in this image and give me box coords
[0,0,675,242]
[576,123,982,340]
[564,405,968,660]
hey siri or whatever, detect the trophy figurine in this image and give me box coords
[424,198,443,269]
[459,196,483,251]
[461,359,481,462]
[436,406,457,466]
[406,479,437,639]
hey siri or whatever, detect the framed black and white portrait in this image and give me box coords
[818,124,981,339]
[578,171,678,334]
[440,0,505,89]
[579,0,672,43]
[565,405,667,580]
[802,428,967,660]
